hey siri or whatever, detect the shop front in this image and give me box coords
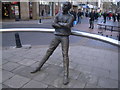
[2,2,20,20]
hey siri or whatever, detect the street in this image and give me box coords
[2,17,119,50]
[2,32,83,47]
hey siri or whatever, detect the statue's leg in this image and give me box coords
[31,36,60,73]
[61,36,69,85]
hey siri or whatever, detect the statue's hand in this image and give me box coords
[52,23,61,28]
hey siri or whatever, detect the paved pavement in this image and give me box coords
[1,17,119,89]
[72,17,119,40]
[1,43,119,88]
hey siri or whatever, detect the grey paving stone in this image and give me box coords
[43,64,63,76]
[30,61,50,71]
[0,70,2,83]
[0,65,2,69]
[0,84,1,90]
[60,61,78,70]
[2,84,10,88]
[18,59,37,66]
[3,75,30,88]
[98,77,118,88]
[77,72,91,84]
[85,83,101,88]
[33,71,49,82]
[109,70,118,81]
[41,73,58,85]
[60,69,81,80]
[12,66,41,79]
[92,67,110,78]
[22,53,39,59]
[75,64,93,74]
[47,57,62,66]
[2,59,9,65]
[12,65,26,73]
[86,74,99,86]
[5,55,25,63]
[22,80,48,88]
[69,69,81,80]
[11,49,29,57]
[2,62,20,71]
[2,53,14,60]
[49,77,63,88]
[47,85,56,88]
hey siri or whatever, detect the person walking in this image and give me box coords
[103,12,107,23]
[112,13,116,22]
[77,9,83,24]
[117,13,120,22]
[70,9,77,26]
[89,10,95,29]
[31,2,74,85]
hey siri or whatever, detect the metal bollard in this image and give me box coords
[39,18,41,23]
[15,33,22,48]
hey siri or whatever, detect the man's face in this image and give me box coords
[62,3,69,11]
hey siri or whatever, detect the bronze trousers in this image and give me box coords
[38,35,69,78]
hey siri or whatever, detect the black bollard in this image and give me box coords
[39,18,41,23]
[15,33,22,48]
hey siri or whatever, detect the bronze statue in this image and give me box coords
[31,2,74,85]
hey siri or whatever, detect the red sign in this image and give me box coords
[11,2,18,4]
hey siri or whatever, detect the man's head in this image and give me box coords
[62,2,72,12]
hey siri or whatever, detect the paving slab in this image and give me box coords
[92,67,110,78]
[98,77,118,88]
[2,62,20,72]
[3,75,30,88]
[33,71,49,82]
[18,59,37,66]
[2,44,118,88]
[22,80,48,88]
[12,66,41,79]
[4,55,25,63]
[62,79,86,88]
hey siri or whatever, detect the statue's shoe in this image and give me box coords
[31,68,41,73]
[63,77,69,85]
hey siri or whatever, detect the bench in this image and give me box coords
[97,23,120,39]
[97,23,120,32]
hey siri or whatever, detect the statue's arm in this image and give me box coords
[58,16,74,28]
[52,14,61,28]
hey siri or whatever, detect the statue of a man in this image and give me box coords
[31,2,74,85]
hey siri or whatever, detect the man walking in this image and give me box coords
[89,10,95,29]
[103,12,107,23]
[77,9,83,24]
[31,2,74,85]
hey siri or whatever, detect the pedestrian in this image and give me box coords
[70,9,77,26]
[89,9,95,29]
[117,13,120,22]
[77,9,83,24]
[109,12,112,20]
[31,2,74,85]
[112,13,116,22]
[85,10,89,17]
[70,9,76,21]
[41,9,44,16]
[94,11,99,20]
[103,12,107,23]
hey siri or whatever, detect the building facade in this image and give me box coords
[2,1,57,20]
